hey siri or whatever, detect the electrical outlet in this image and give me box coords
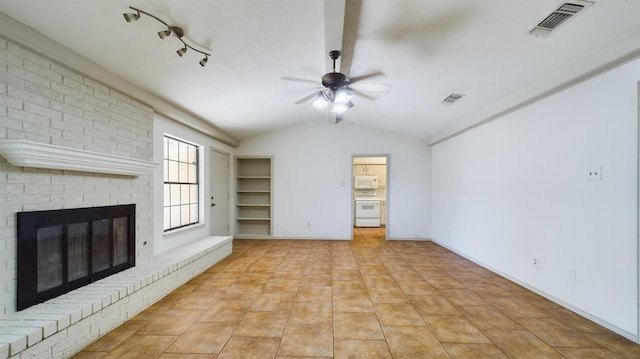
[533,256,540,268]
[587,167,602,181]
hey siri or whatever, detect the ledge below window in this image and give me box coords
[0,140,158,176]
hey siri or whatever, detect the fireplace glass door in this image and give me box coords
[17,205,135,311]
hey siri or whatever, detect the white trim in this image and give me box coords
[0,140,158,176]
[163,223,206,238]
[637,80,640,344]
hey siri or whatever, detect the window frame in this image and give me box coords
[162,134,201,232]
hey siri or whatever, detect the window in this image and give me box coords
[163,135,199,231]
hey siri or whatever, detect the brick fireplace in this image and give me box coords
[0,36,156,318]
[0,35,232,359]
[0,35,157,357]
[0,28,233,359]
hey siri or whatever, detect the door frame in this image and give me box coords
[351,154,390,240]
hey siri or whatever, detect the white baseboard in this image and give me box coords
[431,238,639,344]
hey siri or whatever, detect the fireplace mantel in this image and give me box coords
[0,140,157,176]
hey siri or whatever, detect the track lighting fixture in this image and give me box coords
[123,6,211,67]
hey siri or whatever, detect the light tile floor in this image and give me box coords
[73,227,640,358]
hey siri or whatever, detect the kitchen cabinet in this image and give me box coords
[354,164,367,175]
[354,164,386,187]
[380,201,386,225]
[235,156,272,238]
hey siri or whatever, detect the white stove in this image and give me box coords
[354,191,381,227]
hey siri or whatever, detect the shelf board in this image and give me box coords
[236,190,270,193]
[237,176,271,179]
[235,234,272,239]
[237,217,271,221]
[237,204,271,207]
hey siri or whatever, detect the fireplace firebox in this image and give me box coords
[17,204,135,311]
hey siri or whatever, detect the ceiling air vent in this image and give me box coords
[529,1,594,38]
[441,93,465,105]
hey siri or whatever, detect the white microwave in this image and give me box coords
[354,175,379,189]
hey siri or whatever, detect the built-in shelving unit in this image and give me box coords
[235,156,272,238]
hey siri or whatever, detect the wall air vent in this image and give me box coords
[529,1,594,38]
[441,93,465,105]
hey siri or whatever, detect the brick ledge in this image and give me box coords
[0,236,232,359]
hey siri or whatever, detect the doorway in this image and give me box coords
[352,155,389,239]
[209,148,230,236]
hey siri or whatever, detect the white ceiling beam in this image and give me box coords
[323,0,346,125]
[323,0,346,73]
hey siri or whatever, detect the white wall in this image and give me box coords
[431,59,640,339]
[237,120,431,239]
[152,113,235,254]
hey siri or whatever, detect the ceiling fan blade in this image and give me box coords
[281,76,321,85]
[349,82,391,93]
[349,71,384,83]
[294,91,320,104]
[350,89,377,101]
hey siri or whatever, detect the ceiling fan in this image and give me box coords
[282,50,391,121]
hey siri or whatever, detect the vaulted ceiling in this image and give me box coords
[1,0,639,145]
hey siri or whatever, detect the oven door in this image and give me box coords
[356,201,380,217]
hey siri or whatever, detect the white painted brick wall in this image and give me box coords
[0,35,234,359]
[0,36,153,316]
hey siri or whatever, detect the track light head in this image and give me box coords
[158,29,171,39]
[159,26,184,40]
[123,11,140,22]
[124,6,211,67]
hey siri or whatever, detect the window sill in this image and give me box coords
[163,222,205,238]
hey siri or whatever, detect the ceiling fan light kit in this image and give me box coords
[333,89,352,104]
[123,6,211,67]
[332,101,354,114]
[312,92,330,109]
